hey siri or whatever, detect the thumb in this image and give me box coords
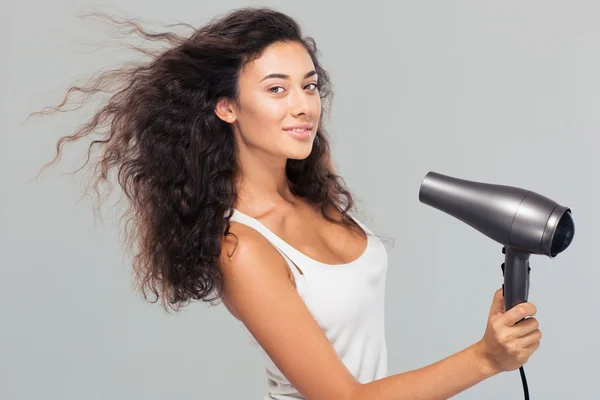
[488,288,505,320]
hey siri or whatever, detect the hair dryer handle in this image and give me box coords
[502,248,531,311]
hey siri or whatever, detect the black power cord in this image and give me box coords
[519,366,530,400]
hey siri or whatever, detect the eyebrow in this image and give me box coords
[259,70,318,82]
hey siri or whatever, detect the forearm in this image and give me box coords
[351,341,497,400]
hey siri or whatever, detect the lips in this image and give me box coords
[283,122,313,140]
[282,123,313,131]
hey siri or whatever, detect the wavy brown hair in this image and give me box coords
[32,6,360,312]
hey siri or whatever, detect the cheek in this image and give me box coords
[236,100,287,144]
[262,101,289,121]
[245,97,288,126]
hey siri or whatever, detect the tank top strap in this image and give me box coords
[228,209,308,280]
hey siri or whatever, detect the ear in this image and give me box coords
[214,98,237,123]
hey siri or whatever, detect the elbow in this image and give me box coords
[307,382,364,400]
[346,382,365,400]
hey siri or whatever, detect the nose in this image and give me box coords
[289,89,309,116]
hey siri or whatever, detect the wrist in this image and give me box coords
[470,340,500,379]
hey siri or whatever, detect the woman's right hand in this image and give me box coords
[475,288,542,375]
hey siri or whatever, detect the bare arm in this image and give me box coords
[353,344,494,399]
[220,224,540,400]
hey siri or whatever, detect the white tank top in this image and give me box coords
[229,208,389,399]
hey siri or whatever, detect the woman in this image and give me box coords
[35,6,542,400]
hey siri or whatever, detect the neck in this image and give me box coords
[235,147,297,215]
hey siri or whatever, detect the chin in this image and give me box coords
[278,129,317,160]
[284,142,315,160]
[286,148,313,160]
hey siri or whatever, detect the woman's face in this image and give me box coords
[217,41,322,161]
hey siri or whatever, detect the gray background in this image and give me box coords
[1,0,598,399]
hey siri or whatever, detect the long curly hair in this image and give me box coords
[31,6,360,312]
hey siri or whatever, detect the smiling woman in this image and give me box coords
[214,41,322,160]
[32,6,542,400]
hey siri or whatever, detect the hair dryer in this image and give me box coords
[418,171,575,399]
[419,171,574,310]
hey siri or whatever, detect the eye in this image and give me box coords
[268,83,318,94]
[268,86,285,94]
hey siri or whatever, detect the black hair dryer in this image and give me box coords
[418,171,575,399]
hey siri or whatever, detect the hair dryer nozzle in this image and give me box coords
[418,171,574,257]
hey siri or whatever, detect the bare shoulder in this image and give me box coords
[217,220,359,400]
[219,221,293,317]
[220,221,293,283]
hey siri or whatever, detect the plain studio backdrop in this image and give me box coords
[1,0,598,399]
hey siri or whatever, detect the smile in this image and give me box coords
[283,127,312,140]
